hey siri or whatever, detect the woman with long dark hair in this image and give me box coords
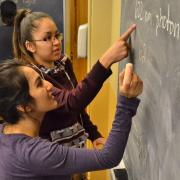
[0,61,143,179]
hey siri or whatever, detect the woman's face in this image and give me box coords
[22,66,58,113]
[29,18,62,65]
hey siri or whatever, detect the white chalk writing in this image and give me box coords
[138,43,152,64]
[11,0,36,6]
[156,5,179,40]
[135,0,180,40]
[135,0,153,25]
[22,0,36,6]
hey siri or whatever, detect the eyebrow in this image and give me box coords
[44,30,59,35]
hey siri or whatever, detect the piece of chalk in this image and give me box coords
[123,63,133,85]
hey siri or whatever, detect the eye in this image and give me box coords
[37,78,44,87]
[55,32,63,41]
[43,35,52,42]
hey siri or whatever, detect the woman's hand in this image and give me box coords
[92,137,106,149]
[119,63,143,98]
[99,24,136,68]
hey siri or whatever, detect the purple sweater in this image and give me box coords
[0,96,140,180]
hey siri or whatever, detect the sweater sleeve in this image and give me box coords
[66,58,103,141]
[24,95,140,176]
[51,60,112,112]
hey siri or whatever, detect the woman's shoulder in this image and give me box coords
[12,135,57,153]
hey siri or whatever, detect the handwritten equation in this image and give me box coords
[135,0,180,40]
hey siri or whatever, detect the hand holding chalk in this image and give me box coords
[119,63,143,98]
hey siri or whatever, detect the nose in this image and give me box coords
[52,36,61,46]
[44,80,53,91]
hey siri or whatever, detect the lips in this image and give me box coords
[48,91,55,100]
[50,94,55,100]
[53,48,60,54]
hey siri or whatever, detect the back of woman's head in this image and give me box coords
[13,9,51,64]
[0,0,17,26]
[0,60,32,124]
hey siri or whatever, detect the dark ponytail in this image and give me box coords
[13,9,34,63]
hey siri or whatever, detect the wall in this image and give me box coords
[108,0,121,131]
[88,0,121,179]
[64,0,71,56]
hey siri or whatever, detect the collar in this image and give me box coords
[36,55,68,75]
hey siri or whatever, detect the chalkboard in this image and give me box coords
[120,0,180,180]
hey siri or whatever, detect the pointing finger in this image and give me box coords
[120,24,136,41]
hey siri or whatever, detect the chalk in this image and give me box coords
[123,63,133,86]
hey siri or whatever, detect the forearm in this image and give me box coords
[57,96,140,175]
[52,61,112,112]
[95,96,140,168]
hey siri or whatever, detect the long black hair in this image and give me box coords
[0,59,33,124]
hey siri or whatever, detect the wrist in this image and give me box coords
[99,56,113,69]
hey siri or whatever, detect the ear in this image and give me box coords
[25,106,32,112]
[25,40,36,53]
[16,105,32,113]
